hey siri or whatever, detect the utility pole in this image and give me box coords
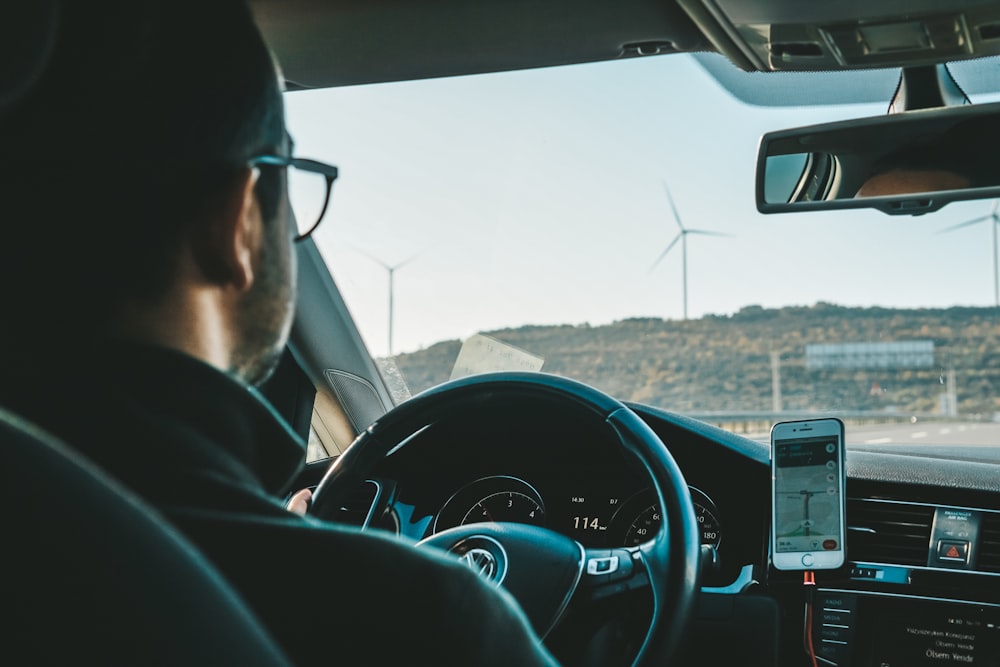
[771,351,783,413]
[993,213,998,308]
[681,233,688,320]
[947,366,958,417]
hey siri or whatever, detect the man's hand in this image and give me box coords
[286,488,313,515]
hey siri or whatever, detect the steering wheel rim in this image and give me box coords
[310,372,701,665]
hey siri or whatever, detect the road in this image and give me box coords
[747,420,1000,449]
[844,421,1000,448]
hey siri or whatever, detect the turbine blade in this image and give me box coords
[661,181,685,232]
[350,245,392,270]
[648,234,682,272]
[392,253,421,270]
[685,229,732,237]
[938,216,990,234]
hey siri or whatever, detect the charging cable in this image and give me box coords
[803,570,819,667]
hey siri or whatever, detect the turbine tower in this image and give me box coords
[939,200,1000,307]
[648,181,729,320]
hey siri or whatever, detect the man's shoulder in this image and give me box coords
[169,511,557,665]
[174,509,482,585]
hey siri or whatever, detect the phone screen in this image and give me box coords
[773,435,843,554]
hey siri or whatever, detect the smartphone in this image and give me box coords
[770,418,847,571]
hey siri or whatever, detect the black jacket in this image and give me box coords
[1,342,557,666]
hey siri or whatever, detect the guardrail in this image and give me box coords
[686,410,982,436]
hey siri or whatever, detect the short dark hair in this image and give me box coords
[0,0,284,341]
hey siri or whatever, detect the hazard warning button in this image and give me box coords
[937,540,969,563]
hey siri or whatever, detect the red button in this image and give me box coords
[937,540,969,562]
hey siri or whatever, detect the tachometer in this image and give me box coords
[434,475,546,532]
[611,486,722,548]
[461,491,544,526]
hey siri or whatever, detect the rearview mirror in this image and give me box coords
[756,101,1000,216]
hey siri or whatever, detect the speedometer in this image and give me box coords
[611,486,722,548]
[433,475,546,533]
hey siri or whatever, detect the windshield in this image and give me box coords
[286,53,1000,451]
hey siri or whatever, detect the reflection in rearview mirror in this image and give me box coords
[763,153,810,204]
[757,101,1000,216]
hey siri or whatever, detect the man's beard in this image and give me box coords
[230,221,296,386]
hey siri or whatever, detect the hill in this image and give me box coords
[392,303,1000,417]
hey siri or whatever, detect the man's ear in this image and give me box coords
[191,168,261,291]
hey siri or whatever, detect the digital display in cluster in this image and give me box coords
[566,493,616,539]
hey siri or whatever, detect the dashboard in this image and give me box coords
[319,398,1000,666]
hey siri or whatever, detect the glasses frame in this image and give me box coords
[249,155,339,241]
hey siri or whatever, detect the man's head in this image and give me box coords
[854,168,971,198]
[0,0,295,383]
[855,115,1000,199]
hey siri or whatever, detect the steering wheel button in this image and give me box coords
[587,556,619,575]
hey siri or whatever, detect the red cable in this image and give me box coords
[803,571,819,667]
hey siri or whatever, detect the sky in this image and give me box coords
[284,53,1000,358]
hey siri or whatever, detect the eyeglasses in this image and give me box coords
[249,155,339,242]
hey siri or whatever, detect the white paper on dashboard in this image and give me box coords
[450,333,544,380]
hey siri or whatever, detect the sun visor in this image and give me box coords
[678,0,1000,72]
[694,52,1000,107]
[692,53,900,107]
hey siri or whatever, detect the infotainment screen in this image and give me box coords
[815,591,1000,666]
[871,600,1000,666]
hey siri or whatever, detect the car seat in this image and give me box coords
[0,407,292,666]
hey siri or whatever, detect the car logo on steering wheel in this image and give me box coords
[459,548,498,581]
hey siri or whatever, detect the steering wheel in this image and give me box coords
[310,372,701,665]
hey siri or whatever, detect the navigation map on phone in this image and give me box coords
[774,437,841,553]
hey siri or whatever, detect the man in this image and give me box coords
[0,2,557,665]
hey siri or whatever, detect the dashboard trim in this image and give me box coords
[701,563,756,594]
[849,496,1000,515]
[849,559,1000,580]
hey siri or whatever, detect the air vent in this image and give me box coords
[847,498,934,566]
[980,512,1000,573]
[980,24,1000,41]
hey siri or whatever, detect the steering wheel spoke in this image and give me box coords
[580,547,650,602]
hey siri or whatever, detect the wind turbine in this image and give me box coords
[939,200,1000,307]
[648,181,730,320]
[355,248,420,355]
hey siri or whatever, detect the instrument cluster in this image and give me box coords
[432,474,723,550]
